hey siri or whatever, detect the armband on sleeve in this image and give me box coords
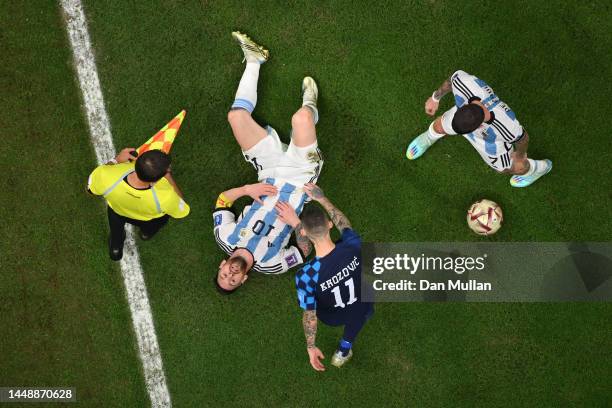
[216,193,233,209]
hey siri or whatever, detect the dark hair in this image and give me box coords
[300,204,330,238]
[213,257,248,295]
[451,103,485,134]
[213,276,238,295]
[135,150,171,182]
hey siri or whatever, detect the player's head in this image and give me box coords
[452,103,486,134]
[214,256,249,294]
[300,204,333,242]
[135,150,171,182]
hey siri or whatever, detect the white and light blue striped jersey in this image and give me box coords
[450,70,525,152]
[213,178,307,274]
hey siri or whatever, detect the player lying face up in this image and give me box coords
[213,182,279,293]
[211,31,323,294]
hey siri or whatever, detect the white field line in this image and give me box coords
[60,1,171,406]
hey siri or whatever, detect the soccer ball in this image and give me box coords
[467,199,503,235]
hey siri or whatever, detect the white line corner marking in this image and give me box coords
[60,1,171,406]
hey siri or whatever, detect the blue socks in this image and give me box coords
[338,339,352,356]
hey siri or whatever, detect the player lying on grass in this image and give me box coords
[212,32,324,293]
[276,184,374,370]
[87,149,189,261]
[406,70,552,187]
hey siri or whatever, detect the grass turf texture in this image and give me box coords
[0,1,148,406]
[2,0,611,406]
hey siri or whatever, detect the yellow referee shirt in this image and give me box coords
[88,162,190,221]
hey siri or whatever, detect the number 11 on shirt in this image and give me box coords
[331,278,358,308]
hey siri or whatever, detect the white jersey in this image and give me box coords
[444,70,525,170]
[213,177,306,274]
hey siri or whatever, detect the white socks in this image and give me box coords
[303,104,319,125]
[231,62,260,113]
[524,158,552,176]
[426,122,445,143]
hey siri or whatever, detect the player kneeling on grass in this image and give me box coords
[211,32,323,293]
[276,184,374,370]
[87,149,189,261]
[406,70,552,187]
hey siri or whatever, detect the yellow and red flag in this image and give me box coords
[137,110,186,155]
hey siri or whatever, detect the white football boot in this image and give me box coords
[331,349,353,368]
[510,159,553,187]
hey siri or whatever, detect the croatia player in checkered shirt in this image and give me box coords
[212,32,323,293]
[276,184,374,370]
[406,70,552,187]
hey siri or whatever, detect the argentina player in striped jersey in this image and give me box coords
[212,32,323,293]
[406,70,552,187]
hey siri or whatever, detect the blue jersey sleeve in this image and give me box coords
[340,228,361,248]
[295,260,320,310]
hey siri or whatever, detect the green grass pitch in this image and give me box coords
[1,0,611,406]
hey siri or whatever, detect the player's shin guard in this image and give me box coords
[231,62,260,113]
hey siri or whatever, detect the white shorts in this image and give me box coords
[440,106,514,172]
[242,126,324,186]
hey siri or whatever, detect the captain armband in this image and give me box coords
[215,193,233,208]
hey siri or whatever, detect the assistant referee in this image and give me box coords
[87,148,190,261]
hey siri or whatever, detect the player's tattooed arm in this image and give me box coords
[303,310,318,349]
[274,202,312,256]
[295,222,313,257]
[425,78,452,116]
[432,78,452,101]
[303,310,326,371]
[303,183,352,232]
[325,203,352,232]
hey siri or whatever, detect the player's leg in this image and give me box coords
[406,106,456,160]
[509,155,553,188]
[107,207,127,261]
[290,76,319,148]
[281,77,323,186]
[227,32,269,151]
[227,110,266,151]
[331,305,374,368]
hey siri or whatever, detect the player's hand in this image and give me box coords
[275,201,300,228]
[307,347,326,371]
[116,148,137,163]
[425,97,439,116]
[303,183,326,202]
[244,182,278,204]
